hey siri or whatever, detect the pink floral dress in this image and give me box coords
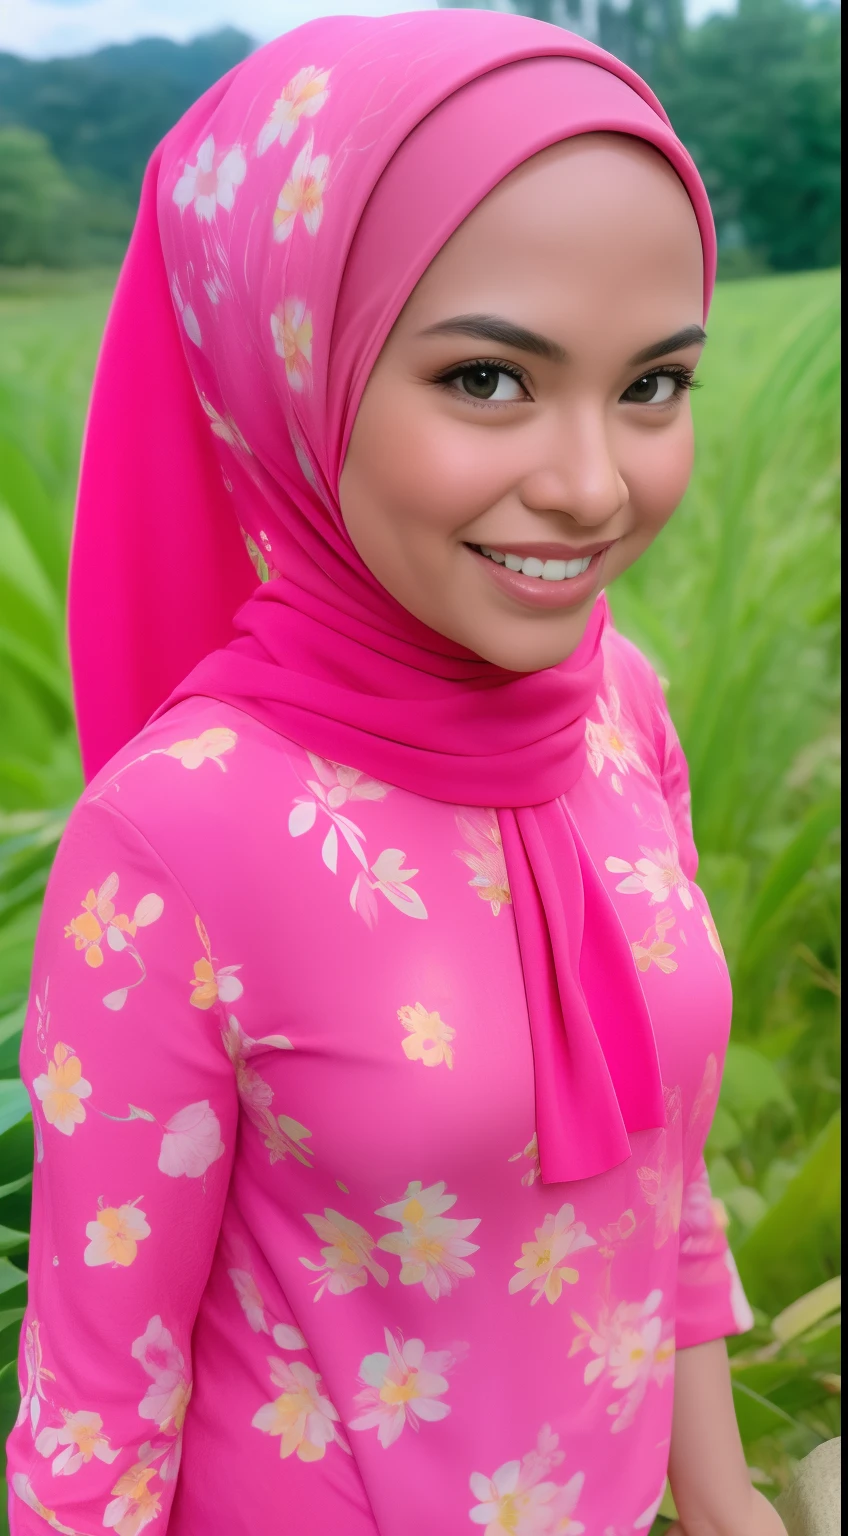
[7,629,751,1535]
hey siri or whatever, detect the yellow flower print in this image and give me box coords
[164,726,238,770]
[273,136,329,242]
[454,810,511,915]
[263,1113,314,1167]
[398,1003,455,1070]
[509,1202,596,1305]
[35,1409,119,1476]
[376,1181,480,1301]
[63,873,163,1010]
[32,1042,92,1136]
[189,914,243,1009]
[271,299,313,394]
[299,1209,388,1300]
[631,905,678,975]
[251,1357,346,1461]
[104,1463,162,1536]
[508,1132,542,1187]
[585,685,648,784]
[257,66,332,154]
[83,1198,150,1268]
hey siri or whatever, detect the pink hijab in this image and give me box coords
[69,8,715,1183]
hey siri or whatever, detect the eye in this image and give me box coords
[622,370,690,406]
[436,361,529,404]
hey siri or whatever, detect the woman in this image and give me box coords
[7,10,786,1534]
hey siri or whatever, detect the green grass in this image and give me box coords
[0,268,840,1519]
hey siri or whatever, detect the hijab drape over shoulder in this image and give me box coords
[69,8,716,1183]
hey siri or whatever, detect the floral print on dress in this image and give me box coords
[84,1198,151,1268]
[157,1101,224,1179]
[454,810,511,914]
[398,1002,455,1069]
[257,66,332,154]
[9,1475,77,1535]
[271,299,314,394]
[172,135,247,219]
[349,1328,463,1448]
[32,1042,92,1135]
[509,1203,596,1305]
[605,844,694,911]
[252,1356,347,1461]
[508,1133,541,1188]
[631,905,678,974]
[469,1423,585,1534]
[64,872,163,1010]
[300,1209,389,1299]
[170,272,201,347]
[189,914,244,1009]
[376,1181,480,1300]
[289,755,427,926]
[273,136,329,241]
[35,1411,120,1478]
[569,1290,675,1434]
[585,685,648,793]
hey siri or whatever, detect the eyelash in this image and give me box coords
[431,357,700,407]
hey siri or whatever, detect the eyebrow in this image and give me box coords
[418,313,706,367]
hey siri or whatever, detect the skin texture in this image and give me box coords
[339,132,705,672]
[341,133,788,1536]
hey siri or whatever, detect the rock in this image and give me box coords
[775,1438,841,1536]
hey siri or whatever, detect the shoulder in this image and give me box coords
[597,623,676,779]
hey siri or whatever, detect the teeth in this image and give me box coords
[478,547,593,581]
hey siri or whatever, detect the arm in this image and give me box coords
[667,1339,787,1536]
[6,798,238,1533]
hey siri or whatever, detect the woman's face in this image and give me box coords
[339,133,705,672]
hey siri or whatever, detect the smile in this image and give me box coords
[472,546,593,582]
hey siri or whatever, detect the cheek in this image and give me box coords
[626,415,695,532]
[347,385,508,539]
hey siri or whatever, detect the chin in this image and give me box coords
[469,620,591,674]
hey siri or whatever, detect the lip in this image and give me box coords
[468,542,611,611]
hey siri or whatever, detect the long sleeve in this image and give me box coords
[6,798,238,1535]
[676,1158,754,1349]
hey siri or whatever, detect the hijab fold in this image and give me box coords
[69,9,715,1183]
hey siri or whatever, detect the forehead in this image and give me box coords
[403,135,704,343]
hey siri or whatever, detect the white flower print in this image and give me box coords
[273,136,329,242]
[229,1267,270,1334]
[569,1290,675,1434]
[35,1410,120,1477]
[299,1208,389,1300]
[131,1316,192,1437]
[585,685,648,787]
[349,1328,462,1448]
[172,135,246,219]
[170,273,201,346]
[199,393,252,456]
[509,1203,596,1306]
[157,1101,224,1179]
[270,299,313,394]
[252,1356,347,1461]
[469,1423,585,1534]
[605,844,694,910]
[257,66,331,154]
[15,1319,54,1436]
[10,1475,78,1535]
[376,1181,480,1300]
[288,758,426,926]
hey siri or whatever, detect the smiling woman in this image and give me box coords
[6,9,792,1536]
[341,133,706,671]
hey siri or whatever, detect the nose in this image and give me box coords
[518,405,628,528]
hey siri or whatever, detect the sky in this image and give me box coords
[0,0,736,60]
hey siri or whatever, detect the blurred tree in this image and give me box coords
[654,0,841,273]
[439,0,841,272]
[0,127,82,266]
